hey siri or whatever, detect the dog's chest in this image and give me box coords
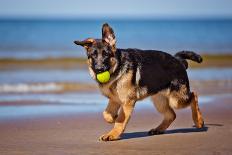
[99,82,118,100]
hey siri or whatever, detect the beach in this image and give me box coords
[0,93,231,155]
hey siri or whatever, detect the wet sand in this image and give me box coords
[0,95,231,155]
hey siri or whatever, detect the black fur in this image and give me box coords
[175,51,203,69]
[114,48,190,95]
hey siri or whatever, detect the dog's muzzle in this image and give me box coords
[95,66,109,74]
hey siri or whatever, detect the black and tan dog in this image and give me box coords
[74,23,204,141]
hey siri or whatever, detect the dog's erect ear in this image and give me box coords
[102,23,116,50]
[74,38,95,49]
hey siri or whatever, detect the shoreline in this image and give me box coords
[0,54,232,70]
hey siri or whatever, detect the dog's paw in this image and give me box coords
[148,129,165,135]
[193,112,204,128]
[103,111,117,124]
[99,133,120,141]
[195,119,204,128]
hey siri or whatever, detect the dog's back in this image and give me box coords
[117,48,190,95]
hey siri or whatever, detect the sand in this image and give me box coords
[0,95,231,155]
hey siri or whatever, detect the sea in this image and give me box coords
[0,19,231,120]
[0,19,232,58]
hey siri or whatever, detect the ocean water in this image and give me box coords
[0,19,232,58]
[0,92,218,121]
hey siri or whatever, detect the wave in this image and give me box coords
[0,82,96,93]
[0,79,231,94]
[0,93,107,105]
[0,83,61,93]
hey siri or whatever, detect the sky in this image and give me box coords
[0,0,232,19]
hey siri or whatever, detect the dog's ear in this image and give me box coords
[102,23,116,51]
[74,38,95,49]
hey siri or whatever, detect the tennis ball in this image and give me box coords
[97,71,110,83]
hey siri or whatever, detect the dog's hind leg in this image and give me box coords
[149,94,176,135]
[190,92,204,128]
[103,99,121,123]
[169,90,204,128]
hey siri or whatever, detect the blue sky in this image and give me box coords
[0,0,232,19]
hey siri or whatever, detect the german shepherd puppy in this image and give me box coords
[74,23,204,141]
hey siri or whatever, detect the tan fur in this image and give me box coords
[150,93,176,134]
[190,92,204,128]
[150,89,204,134]
[136,87,148,100]
[151,85,190,109]
[99,71,138,141]
[103,99,121,123]
[100,100,135,141]
[116,71,137,102]
[169,85,190,109]
[109,57,118,74]
[87,58,96,80]
[100,87,121,127]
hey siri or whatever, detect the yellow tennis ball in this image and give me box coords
[97,71,110,83]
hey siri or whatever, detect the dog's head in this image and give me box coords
[74,23,118,80]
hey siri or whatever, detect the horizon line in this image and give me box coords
[0,15,232,21]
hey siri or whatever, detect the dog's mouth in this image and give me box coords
[94,67,110,74]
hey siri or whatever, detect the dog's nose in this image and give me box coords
[95,67,105,73]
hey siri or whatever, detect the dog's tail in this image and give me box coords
[175,51,203,69]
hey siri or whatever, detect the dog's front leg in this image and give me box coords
[103,99,121,123]
[100,100,135,141]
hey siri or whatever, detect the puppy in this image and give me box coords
[74,23,204,141]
